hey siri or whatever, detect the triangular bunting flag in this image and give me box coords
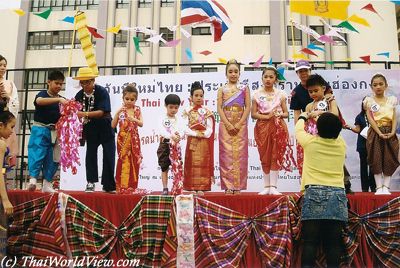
[293,54,308,60]
[61,16,74,24]
[326,29,347,43]
[360,55,371,65]
[107,23,121,34]
[165,39,181,47]
[146,34,166,44]
[361,3,383,20]
[307,43,325,52]
[13,9,25,16]
[133,37,142,55]
[185,48,193,61]
[337,21,359,33]
[376,52,390,58]
[347,14,370,27]
[268,58,273,65]
[390,1,400,4]
[277,67,286,81]
[252,55,264,68]
[180,27,191,38]
[301,48,318,57]
[326,61,334,65]
[87,26,104,39]
[218,58,227,64]
[199,50,212,56]
[318,35,335,43]
[34,8,52,20]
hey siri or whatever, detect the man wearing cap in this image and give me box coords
[74,67,116,193]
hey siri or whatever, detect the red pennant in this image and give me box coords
[199,50,212,56]
[360,55,371,65]
[301,48,318,57]
[87,26,104,39]
[361,3,378,14]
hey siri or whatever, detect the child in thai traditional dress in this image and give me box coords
[111,84,143,194]
[363,74,399,195]
[217,59,251,194]
[183,81,215,194]
[0,103,15,259]
[251,66,289,195]
[157,94,185,195]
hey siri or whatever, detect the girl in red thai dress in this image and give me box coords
[183,81,215,194]
[111,84,143,194]
[251,66,289,195]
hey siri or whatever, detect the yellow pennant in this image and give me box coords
[107,23,121,34]
[218,58,227,64]
[13,9,25,16]
[293,53,308,60]
[344,57,352,62]
[347,14,370,27]
[290,0,350,20]
[75,12,99,75]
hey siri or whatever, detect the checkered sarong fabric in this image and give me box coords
[65,196,117,258]
[8,194,67,261]
[118,195,174,267]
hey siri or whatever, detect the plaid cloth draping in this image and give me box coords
[8,194,67,260]
[118,195,174,267]
[64,196,117,258]
[161,204,177,268]
[253,196,293,267]
[344,197,400,267]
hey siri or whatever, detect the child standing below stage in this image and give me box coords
[183,81,215,194]
[345,97,376,192]
[363,74,399,195]
[27,70,66,193]
[111,84,143,194]
[157,94,184,195]
[251,66,289,195]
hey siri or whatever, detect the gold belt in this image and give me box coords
[223,106,244,112]
[377,122,391,127]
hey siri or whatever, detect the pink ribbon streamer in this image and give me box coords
[55,99,83,175]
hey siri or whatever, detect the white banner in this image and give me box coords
[61,69,400,192]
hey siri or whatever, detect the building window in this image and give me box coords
[159,67,173,74]
[30,0,99,12]
[159,28,174,46]
[161,0,174,7]
[192,27,211,35]
[114,30,128,47]
[287,26,302,46]
[244,26,270,35]
[135,68,150,75]
[332,33,348,46]
[28,31,95,50]
[138,0,152,8]
[309,25,324,43]
[191,67,218,73]
[244,67,264,71]
[27,70,48,89]
[116,0,130,8]
[136,32,150,47]
[113,68,127,75]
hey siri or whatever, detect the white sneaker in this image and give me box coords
[269,186,282,195]
[27,178,37,191]
[375,187,384,195]
[258,187,270,195]
[42,180,57,193]
[381,186,391,195]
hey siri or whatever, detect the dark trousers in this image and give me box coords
[359,152,376,192]
[301,219,344,268]
[86,138,116,191]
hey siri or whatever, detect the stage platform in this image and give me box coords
[7,191,400,267]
